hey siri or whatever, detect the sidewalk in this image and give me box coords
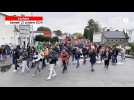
[0,56,12,72]
[0,56,12,67]
[125,54,134,59]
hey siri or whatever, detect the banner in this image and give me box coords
[5,16,43,25]
[44,31,52,38]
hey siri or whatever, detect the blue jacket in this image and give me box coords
[75,51,81,60]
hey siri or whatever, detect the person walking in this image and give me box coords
[12,46,20,72]
[64,46,71,65]
[120,47,126,62]
[103,48,111,71]
[75,48,81,68]
[60,49,69,73]
[32,51,43,76]
[100,47,105,63]
[82,46,88,64]
[112,47,119,65]
[47,48,58,80]
[89,47,96,72]
[26,46,33,70]
[39,50,45,69]
[71,47,76,62]
[21,51,30,73]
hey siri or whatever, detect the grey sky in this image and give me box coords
[2,12,134,33]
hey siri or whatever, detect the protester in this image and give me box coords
[4,37,126,79]
[75,48,81,68]
[82,46,88,64]
[100,47,105,62]
[71,47,76,62]
[20,50,30,73]
[104,48,111,70]
[60,49,69,73]
[47,48,58,80]
[112,47,119,64]
[12,46,20,72]
[120,47,126,62]
[32,51,43,76]
[89,47,96,72]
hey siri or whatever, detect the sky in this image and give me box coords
[2,12,134,34]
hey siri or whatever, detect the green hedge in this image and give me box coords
[127,43,134,55]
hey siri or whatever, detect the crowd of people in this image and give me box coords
[1,39,126,80]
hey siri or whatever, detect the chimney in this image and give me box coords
[116,30,119,31]
[107,29,110,31]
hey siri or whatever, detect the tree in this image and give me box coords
[35,35,50,42]
[83,19,100,42]
[51,36,59,44]
[37,26,52,38]
[35,35,45,42]
[128,43,134,55]
[44,37,51,42]
[37,26,51,32]
[73,32,83,39]
[53,30,63,36]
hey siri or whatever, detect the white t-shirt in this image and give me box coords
[121,48,126,54]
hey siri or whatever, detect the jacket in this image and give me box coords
[48,51,58,64]
[104,51,111,61]
[82,48,88,55]
[112,49,119,57]
[60,51,69,62]
[89,52,96,64]
[75,51,81,60]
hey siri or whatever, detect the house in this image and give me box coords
[0,13,19,46]
[127,29,134,43]
[102,31,128,46]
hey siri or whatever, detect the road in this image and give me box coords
[0,57,134,87]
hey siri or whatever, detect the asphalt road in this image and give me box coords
[0,57,134,87]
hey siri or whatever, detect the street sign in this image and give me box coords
[19,25,30,30]
[93,34,102,43]
[20,30,30,34]
[19,25,31,35]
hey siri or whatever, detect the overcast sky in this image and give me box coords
[2,12,134,33]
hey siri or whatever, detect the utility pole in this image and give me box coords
[30,12,33,46]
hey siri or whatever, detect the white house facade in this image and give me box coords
[1,12,34,47]
[0,13,19,46]
[128,29,134,43]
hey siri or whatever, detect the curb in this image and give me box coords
[125,55,134,59]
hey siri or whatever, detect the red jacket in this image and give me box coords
[60,51,69,61]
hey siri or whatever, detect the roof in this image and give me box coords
[94,32,102,34]
[0,13,7,16]
[103,31,126,39]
